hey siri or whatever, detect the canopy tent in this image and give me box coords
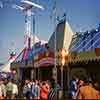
[15,42,48,62]
[12,42,55,68]
[25,44,47,61]
[30,35,47,47]
[0,54,16,73]
[0,63,11,72]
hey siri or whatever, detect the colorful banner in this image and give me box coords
[33,50,54,67]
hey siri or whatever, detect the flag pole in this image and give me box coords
[50,0,58,98]
[53,0,58,98]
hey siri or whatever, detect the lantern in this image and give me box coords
[58,48,68,66]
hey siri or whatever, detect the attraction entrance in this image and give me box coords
[69,60,100,82]
[21,67,32,80]
[35,66,53,81]
[33,50,54,81]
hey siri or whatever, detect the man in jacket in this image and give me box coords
[76,75,99,99]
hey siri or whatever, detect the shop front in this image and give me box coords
[68,49,100,81]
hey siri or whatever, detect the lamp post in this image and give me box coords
[58,48,68,98]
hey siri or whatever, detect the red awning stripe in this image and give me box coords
[34,57,54,67]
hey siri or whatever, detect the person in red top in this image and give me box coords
[40,82,50,99]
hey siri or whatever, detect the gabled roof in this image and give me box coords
[48,18,73,50]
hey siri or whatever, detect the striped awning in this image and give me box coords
[34,50,54,67]
[68,50,100,64]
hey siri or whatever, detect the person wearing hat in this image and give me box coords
[76,75,99,99]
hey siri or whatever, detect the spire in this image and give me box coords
[48,17,73,50]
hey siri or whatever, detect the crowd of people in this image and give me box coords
[0,72,100,99]
[22,79,51,99]
[0,78,18,99]
[70,74,100,99]
[0,76,61,99]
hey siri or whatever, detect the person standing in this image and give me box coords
[70,75,79,99]
[40,82,50,99]
[93,81,100,99]
[76,75,99,99]
[0,79,6,99]
[12,80,18,99]
[6,79,13,99]
[30,80,35,98]
[34,80,40,99]
[23,79,32,99]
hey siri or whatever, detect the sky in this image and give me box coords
[0,0,100,63]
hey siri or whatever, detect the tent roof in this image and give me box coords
[0,63,11,72]
[15,42,48,62]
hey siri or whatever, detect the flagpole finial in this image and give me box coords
[63,13,66,20]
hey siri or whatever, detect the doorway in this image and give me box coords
[21,68,32,80]
[39,66,52,81]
